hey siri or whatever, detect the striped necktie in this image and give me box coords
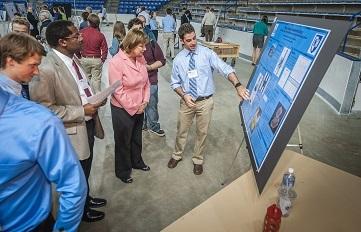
[188,52,197,100]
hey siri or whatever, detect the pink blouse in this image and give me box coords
[109,49,150,115]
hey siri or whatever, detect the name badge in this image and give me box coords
[187,69,198,79]
[79,78,90,90]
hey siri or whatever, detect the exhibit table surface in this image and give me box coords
[162,150,361,232]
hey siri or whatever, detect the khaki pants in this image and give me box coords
[203,25,214,42]
[163,32,175,58]
[172,97,214,165]
[80,57,103,93]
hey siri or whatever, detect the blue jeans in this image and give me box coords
[144,84,160,131]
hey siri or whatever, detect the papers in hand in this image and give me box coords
[87,80,121,105]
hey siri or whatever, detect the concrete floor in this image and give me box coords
[79,25,361,232]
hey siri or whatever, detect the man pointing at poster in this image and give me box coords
[168,23,250,175]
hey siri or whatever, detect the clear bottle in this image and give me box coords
[278,168,297,217]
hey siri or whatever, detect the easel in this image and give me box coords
[221,124,303,185]
[286,125,303,154]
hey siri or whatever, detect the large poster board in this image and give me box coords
[240,16,350,193]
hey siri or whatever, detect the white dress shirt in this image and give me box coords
[53,49,93,120]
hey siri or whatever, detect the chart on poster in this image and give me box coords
[241,21,330,171]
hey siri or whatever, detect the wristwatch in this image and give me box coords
[234,82,242,88]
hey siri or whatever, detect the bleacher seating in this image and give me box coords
[159,0,361,57]
[118,0,170,14]
[1,0,104,12]
[45,0,105,11]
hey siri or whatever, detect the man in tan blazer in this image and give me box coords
[30,20,106,223]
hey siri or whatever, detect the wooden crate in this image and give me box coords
[198,40,240,66]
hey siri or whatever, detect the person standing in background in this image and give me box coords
[79,11,89,30]
[138,6,150,28]
[251,15,268,65]
[80,13,108,93]
[201,7,216,42]
[181,9,192,25]
[59,6,67,20]
[162,8,176,59]
[135,6,141,17]
[10,17,30,34]
[27,6,39,37]
[85,6,93,14]
[149,11,159,41]
[129,16,166,136]
[52,7,60,21]
[101,5,109,26]
[109,21,126,56]
[108,29,151,184]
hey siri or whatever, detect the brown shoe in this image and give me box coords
[193,164,203,175]
[168,158,181,169]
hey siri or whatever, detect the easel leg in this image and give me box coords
[286,125,303,154]
[221,136,246,186]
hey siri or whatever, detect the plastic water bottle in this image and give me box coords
[278,168,297,217]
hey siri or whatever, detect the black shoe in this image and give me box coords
[89,197,107,208]
[82,209,105,222]
[149,129,165,137]
[133,165,150,171]
[120,176,133,183]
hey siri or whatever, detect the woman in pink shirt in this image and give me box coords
[109,29,150,183]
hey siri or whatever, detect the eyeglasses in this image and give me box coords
[64,33,82,40]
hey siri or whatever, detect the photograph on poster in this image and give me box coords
[290,55,312,84]
[268,44,277,57]
[284,80,298,99]
[259,72,270,95]
[278,67,291,88]
[250,107,262,133]
[269,103,286,133]
[274,47,291,77]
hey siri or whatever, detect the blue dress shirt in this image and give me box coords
[171,45,235,97]
[0,73,22,96]
[150,18,158,30]
[162,15,176,33]
[0,88,87,231]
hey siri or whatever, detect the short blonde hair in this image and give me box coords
[121,29,148,53]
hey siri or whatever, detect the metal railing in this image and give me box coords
[340,10,361,60]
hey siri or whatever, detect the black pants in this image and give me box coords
[80,119,95,212]
[111,104,146,179]
[32,213,55,232]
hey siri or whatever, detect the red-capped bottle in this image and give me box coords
[263,204,282,232]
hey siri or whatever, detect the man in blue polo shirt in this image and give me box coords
[168,23,250,175]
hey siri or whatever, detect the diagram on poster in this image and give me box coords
[241,20,330,171]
